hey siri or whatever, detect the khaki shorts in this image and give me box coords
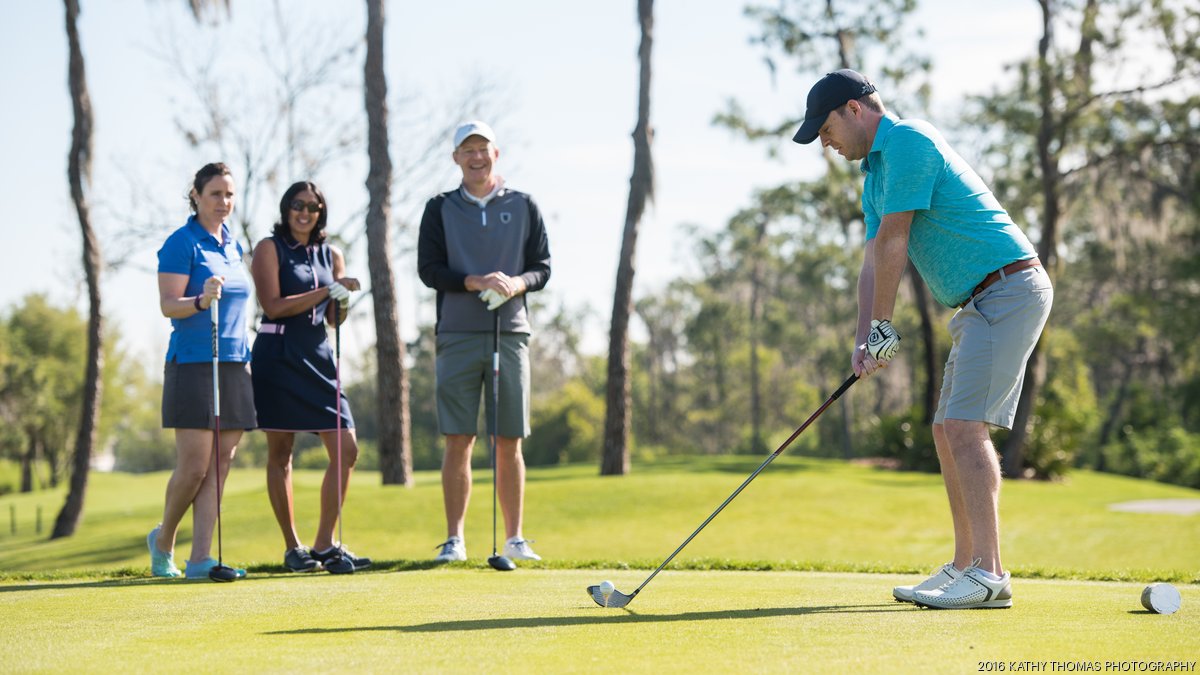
[935,266,1053,429]
[435,332,530,438]
[162,361,257,430]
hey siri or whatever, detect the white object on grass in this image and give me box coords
[1141,583,1181,615]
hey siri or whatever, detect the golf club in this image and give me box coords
[587,373,859,608]
[208,298,238,583]
[487,309,516,572]
[324,302,355,575]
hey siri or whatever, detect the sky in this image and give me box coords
[0,0,1041,373]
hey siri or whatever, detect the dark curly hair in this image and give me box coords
[188,162,233,211]
[272,181,328,244]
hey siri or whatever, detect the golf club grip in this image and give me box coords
[831,373,858,400]
[334,301,340,359]
[632,373,858,595]
[210,299,219,417]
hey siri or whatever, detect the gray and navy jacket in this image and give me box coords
[417,185,551,335]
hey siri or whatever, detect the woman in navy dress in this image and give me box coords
[250,181,370,573]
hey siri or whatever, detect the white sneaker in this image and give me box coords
[434,536,466,562]
[913,564,1013,609]
[893,562,960,603]
[503,537,541,561]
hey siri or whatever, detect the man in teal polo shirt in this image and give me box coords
[793,70,1053,609]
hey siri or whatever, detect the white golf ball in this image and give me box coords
[599,580,615,596]
[1141,583,1182,615]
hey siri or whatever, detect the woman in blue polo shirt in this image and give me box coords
[147,162,254,579]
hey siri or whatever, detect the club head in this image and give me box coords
[208,565,239,583]
[324,555,356,575]
[487,554,516,571]
[587,584,633,608]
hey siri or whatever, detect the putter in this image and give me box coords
[587,373,859,608]
[324,302,356,575]
[208,298,238,583]
[487,310,516,572]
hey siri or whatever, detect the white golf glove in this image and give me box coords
[865,319,901,361]
[327,282,351,307]
[478,288,510,311]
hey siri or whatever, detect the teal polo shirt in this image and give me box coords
[156,216,252,363]
[862,114,1036,307]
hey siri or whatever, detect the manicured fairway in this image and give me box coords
[2,458,1198,583]
[0,569,1195,673]
[2,459,1197,672]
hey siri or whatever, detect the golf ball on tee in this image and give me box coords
[599,581,615,596]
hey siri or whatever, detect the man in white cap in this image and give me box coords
[417,121,552,563]
[793,70,1053,609]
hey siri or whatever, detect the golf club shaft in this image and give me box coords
[630,374,859,597]
[334,302,344,549]
[210,299,223,565]
[491,309,500,556]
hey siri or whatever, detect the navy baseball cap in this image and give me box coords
[792,69,877,144]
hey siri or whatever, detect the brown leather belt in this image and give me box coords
[957,257,1042,308]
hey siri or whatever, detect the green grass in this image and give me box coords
[1,457,1196,582]
[0,570,1195,673]
[1,458,1197,672]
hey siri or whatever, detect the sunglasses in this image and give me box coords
[289,200,322,214]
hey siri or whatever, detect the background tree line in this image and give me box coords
[4,0,1198,511]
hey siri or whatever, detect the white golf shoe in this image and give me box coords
[893,562,960,603]
[434,536,467,562]
[503,537,542,561]
[913,563,1012,609]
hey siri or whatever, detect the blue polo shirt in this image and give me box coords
[157,216,252,363]
[862,114,1036,307]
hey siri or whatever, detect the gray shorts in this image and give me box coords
[934,265,1053,429]
[435,332,530,438]
[162,361,257,430]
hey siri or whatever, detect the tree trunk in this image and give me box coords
[747,214,768,454]
[908,262,937,424]
[1000,0,1069,477]
[601,0,654,476]
[364,0,412,486]
[53,0,103,539]
[1096,352,1139,457]
[643,334,659,443]
[21,432,38,494]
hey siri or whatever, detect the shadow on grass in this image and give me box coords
[0,559,450,592]
[266,603,909,635]
[0,575,199,592]
[7,546,155,571]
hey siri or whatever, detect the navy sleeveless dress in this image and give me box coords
[251,235,354,432]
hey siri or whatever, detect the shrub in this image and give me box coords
[525,380,604,466]
[877,408,939,472]
[1101,427,1200,489]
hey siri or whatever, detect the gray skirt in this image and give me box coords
[162,361,257,430]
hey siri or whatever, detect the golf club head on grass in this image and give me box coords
[208,565,239,583]
[487,554,516,571]
[324,554,355,575]
[587,584,634,609]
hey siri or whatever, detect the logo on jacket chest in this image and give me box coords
[499,211,512,225]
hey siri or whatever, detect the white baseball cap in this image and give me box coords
[453,120,497,149]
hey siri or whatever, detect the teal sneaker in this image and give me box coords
[147,525,182,578]
[185,557,247,580]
